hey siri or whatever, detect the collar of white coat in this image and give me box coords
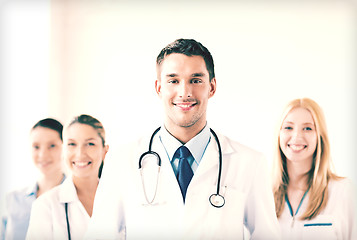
[195,130,235,177]
[159,124,211,165]
[159,124,235,163]
[58,176,79,203]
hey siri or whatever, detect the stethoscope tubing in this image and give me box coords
[139,127,162,168]
[139,127,225,208]
[209,128,224,206]
[65,202,71,240]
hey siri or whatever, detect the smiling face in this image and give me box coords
[30,126,63,176]
[279,107,318,167]
[64,123,107,179]
[155,53,216,133]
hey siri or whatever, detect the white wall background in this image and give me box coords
[1,0,356,202]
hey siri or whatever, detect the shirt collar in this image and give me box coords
[59,176,79,203]
[25,181,38,196]
[159,123,211,166]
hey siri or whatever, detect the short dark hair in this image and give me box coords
[156,38,215,80]
[32,118,63,141]
[68,114,106,178]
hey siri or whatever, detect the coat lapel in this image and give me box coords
[192,132,234,182]
[152,133,183,205]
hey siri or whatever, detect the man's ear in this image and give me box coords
[155,79,162,97]
[209,77,217,98]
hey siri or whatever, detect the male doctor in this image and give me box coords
[86,39,280,239]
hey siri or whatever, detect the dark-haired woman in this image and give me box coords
[26,115,108,240]
[1,118,65,240]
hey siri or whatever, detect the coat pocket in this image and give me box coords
[302,215,336,240]
[201,186,247,240]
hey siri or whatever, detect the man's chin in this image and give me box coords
[177,119,201,129]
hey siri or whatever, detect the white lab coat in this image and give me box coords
[86,130,280,240]
[279,178,357,240]
[26,177,90,240]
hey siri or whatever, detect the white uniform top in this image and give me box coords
[279,178,357,240]
[85,128,281,240]
[26,177,90,240]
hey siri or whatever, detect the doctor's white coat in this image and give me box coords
[26,178,90,240]
[86,130,280,240]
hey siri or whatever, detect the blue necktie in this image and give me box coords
[173,146,194,202]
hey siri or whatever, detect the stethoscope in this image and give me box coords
[139,127,225,208]
[65,202,71,240]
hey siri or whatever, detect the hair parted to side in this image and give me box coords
[68,114,106,178]
[156,38,215,81]
[272,98,342,220]
[32,118,63,141]
[68,114,106,147]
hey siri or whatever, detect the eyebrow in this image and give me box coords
[284,121,314,125]
[67,137,98,142]
[166,73,178,78]
[191,72,205,77]
[85,138,98,141]
[165,72,206,78]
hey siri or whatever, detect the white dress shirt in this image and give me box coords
[26,177,90,240]
[159,124,211,175]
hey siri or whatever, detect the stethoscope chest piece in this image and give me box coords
[209,194,225,208]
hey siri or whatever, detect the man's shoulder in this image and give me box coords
[217,133,264,158]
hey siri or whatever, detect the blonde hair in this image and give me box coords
[272,98,342,220]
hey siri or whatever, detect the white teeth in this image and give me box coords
[176,104,192,106]
[175,102,196,106]
[289,144,305,151]
[73,162,90,167]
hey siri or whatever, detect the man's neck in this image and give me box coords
[165,122,206,144]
